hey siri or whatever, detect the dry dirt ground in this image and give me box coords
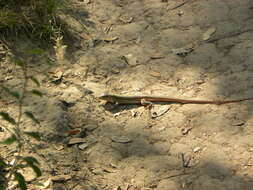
[2,0,253,189]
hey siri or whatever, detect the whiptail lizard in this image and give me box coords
[99,94,253,105]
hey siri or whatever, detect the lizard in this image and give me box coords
[99,94,253,105]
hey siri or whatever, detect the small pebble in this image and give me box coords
[193,147,201,153]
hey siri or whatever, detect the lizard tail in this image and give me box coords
[214,97,253,105]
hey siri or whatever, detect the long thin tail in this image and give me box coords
[178,97,253,104]
[214,97,253,105]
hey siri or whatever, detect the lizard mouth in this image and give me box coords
[98,93,108,99]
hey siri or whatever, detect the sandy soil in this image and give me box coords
[1,0,253,189]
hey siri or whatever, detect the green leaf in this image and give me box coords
[23,157,42,177]
[24,131,41,141]
[30,164,42,177]
[2,87,20,99]
[25,48,44,55]
[23,157,40,165]
[0,112,16,125]
[29,76,40,87]
[30,89,43,97]
[24,112,40,124]
[14,172,27,190]
[14,59,25,67]
[0,134,17,145]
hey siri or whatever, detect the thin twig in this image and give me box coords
[167,0,192,11]
[205,28,253,43]
[162,172,192,180]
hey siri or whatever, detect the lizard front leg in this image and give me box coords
[141,98,152,107]
[141,99,155,119]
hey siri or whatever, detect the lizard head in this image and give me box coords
[99,94,116,103]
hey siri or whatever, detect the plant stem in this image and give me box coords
[7,64,28,182]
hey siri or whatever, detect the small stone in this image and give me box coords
[51,70,63,84]
[181,128,191,135]
[193,147,201,153]
[158,126,166,131]
[10,159,16,165]
[4,76,13,80]
[59,83,67,88]
[55,145,64,151]
[82,0,90,4]
[131,110,138,117]
[178,10,184,16]
[114,113,121,117]
[78,143,89,150]
[109,163,118,168]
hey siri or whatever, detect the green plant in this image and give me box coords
[0,49,46,190]
[0,0,63,41]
